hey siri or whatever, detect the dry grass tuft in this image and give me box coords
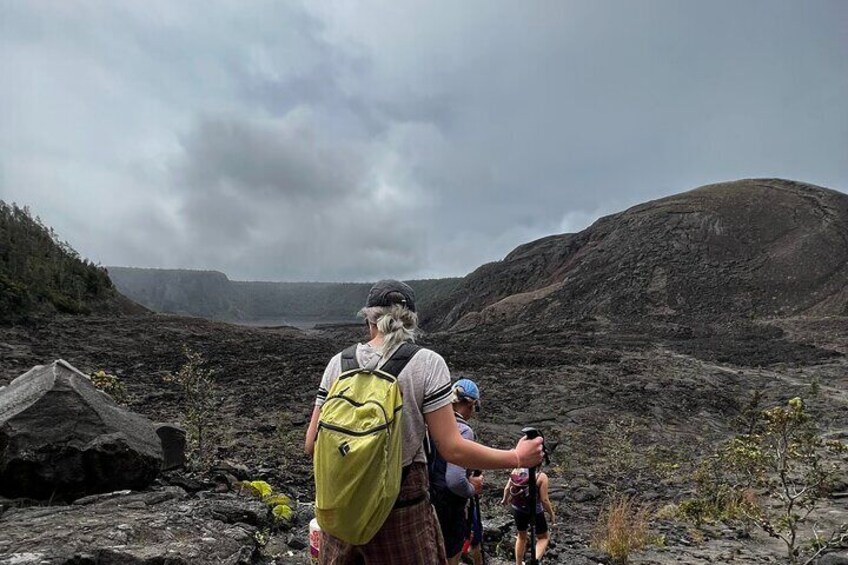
[591,495,652,565]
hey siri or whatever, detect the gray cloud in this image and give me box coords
[175,116,367,201]
[0,0,846,281]
[168,113,428,280]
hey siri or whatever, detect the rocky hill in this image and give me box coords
[107,267,461,324]
[422,179,848,331]
[0,202,143,322]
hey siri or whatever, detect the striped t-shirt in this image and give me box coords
[315,342,453,467]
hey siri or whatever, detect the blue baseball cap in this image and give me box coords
[454,378,481,411]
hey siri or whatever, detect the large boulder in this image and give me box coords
[0,360,163,499]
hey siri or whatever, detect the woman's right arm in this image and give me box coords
[538,473,556,524]
[304,405,321,456]
[425,404,543,469]
[501,478,512,505]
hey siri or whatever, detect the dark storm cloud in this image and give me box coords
[176,116,366,201]
[169,113,428,280]
[1,1,845,281]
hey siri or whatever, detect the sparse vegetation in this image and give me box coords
[596,418,683,491]
[673,458,757,527]
[600,419,640,483]
[679,398,848,564]
[163,346,218,469]
[239,480,294,526]
[591,495,654,564]
[88,370,128,405]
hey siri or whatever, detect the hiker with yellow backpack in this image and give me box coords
[305,280,544,565]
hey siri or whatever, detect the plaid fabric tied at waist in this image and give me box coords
[319,463,448,565]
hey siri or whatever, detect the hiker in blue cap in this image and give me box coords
[428,378,485,565]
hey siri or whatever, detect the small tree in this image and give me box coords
[163,346,217,469]
[681,398,847,564]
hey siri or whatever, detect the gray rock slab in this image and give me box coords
[0,487,268,564]
[0,360,163,499]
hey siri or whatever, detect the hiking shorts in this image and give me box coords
[513,509,548,536]
[431,488,469,557]
[320,463,447,565]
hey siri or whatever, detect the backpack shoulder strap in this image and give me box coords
[424,428,435,465]
[340,344,359,372]
[379,342,421,378]
[424,428,448,486]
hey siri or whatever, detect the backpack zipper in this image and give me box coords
[319,396,399,436]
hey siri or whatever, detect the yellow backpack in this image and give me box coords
[314,342,420,545]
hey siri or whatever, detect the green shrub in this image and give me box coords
[239,480,294,526]
[88,370,128,405]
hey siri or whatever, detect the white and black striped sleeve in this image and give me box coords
[422,351,453,413]
[315,353,342,407]
[316,386,329,405]
[423,382,452,411]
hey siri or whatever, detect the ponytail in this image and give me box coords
[360,304,418,357]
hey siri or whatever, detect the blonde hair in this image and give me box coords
[451,387,464,404]
[451,387,478,406]
[359,304,419,357]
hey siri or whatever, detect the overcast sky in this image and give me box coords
[1,1,846,281]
